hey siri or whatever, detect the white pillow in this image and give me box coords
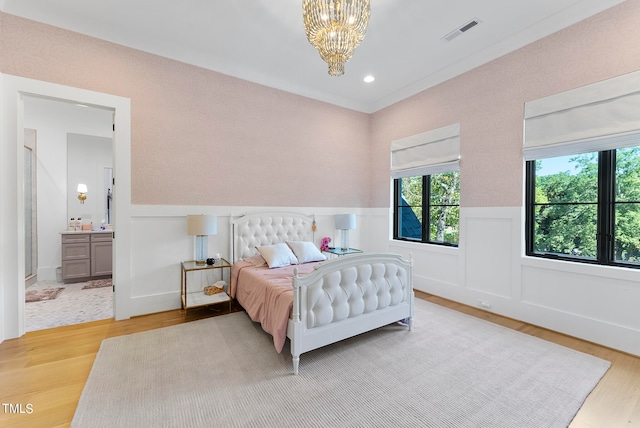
[286,241,327,264]
[256,243,299,268]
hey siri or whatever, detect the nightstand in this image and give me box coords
[323,247,363,257]
[181,258,231,312]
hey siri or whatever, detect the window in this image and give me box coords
[394,172,460,246]
[390,123,461,246]
[525,146,640,267]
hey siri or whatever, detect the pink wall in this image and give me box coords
[3,1,640,209]
[370,0,640,208]
[0,13,371,207]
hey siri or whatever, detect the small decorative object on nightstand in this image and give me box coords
[204,281,226,295]
[181,258,231,312]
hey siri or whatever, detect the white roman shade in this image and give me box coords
[390,123,460,179]
[524,70,640,160]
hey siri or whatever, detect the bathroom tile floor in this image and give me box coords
[25,279,113,332]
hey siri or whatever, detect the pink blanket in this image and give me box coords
[231,260,319,353]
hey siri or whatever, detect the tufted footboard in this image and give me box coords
[288,253,414,374]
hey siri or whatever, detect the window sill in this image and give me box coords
[521,255,640,282]
[389,239,459,256]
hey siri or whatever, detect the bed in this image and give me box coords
[229,211,414,374]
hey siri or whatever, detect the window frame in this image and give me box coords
[525,149,639,269]
[392,174,459,247]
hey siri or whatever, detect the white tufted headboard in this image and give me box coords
[229,212,316,262]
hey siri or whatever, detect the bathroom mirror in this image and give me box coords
[67,133,112,229]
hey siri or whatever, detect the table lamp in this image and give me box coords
[187,215,217,265]
[335,214,356,251]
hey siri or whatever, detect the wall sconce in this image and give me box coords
[77,183,87,204]
[335,214,356,250]
[187,215,218,265]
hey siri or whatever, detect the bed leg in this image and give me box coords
[408,316,413,331]
[292,355,300,375]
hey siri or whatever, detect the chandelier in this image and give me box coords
[302,0,371,76]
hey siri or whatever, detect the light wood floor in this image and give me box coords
[0,292,638,428]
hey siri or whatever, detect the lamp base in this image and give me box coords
[195,235,208,266]
[340,229,350,251]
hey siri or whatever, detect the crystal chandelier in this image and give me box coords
[302,0,371,76]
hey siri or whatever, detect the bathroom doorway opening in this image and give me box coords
[2,74,131,341]
[23,96,115,332]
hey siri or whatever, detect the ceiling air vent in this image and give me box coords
[442,18,481,42]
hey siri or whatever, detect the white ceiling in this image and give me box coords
[1,0,626,113]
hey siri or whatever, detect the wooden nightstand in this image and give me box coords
[181,258,231,312]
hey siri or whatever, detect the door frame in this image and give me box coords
[23,130,38,286]
[1,74,132,340]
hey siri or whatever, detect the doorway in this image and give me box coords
[0,74,133,341]
[23,97,115,331]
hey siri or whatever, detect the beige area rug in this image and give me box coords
[71,299,610,428]
[25,287,64,302]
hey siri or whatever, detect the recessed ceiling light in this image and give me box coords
[364,75,375,83]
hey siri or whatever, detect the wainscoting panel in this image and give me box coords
[389,240,459,295]
[521,262,640,333]
[130,216,192,298]
[462,210,517,299]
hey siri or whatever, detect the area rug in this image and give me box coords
[71,299,610,428]
[25,287,64,302]
[81,279,111,290]
[25,281,113,332]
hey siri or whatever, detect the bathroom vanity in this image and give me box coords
[61,231,112,282]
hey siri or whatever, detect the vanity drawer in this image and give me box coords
[62,242,90,260]
[62,259,91,280]
[61,234,90,244]
[91,233,112,242]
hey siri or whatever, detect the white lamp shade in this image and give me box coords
[335,214,356,230]
[77,183,88,193]
[187,215,217,236]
